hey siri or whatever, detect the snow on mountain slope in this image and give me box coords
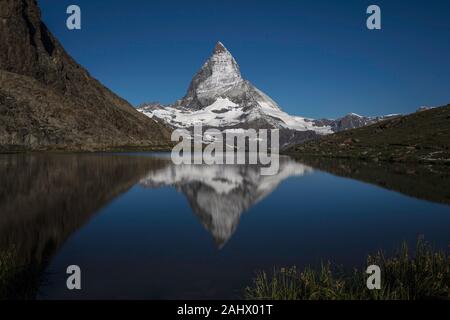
[148,97,242,128]
[144,96,332,134]
[138,42,398,145]
[138,42,332,134]
[188,42,243,106]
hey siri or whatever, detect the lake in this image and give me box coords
[0,153,449,299]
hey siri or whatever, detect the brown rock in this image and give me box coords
[0,0,171,152]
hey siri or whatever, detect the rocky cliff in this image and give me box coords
[0,0,171,151]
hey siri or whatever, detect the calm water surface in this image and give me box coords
[0,153,449,299]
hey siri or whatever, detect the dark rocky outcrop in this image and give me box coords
[0,0,171,151]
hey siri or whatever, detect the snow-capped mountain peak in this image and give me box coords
[174,41,244,110]
[140,41,319,133]
[138,42,397,147]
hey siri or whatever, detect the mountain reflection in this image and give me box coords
[0,154,166,299]
[140,157,313,247]
[1,153,448,299]
[293,157,450,205]
[0,153,311,285]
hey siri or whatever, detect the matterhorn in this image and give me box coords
[138,42,394,147]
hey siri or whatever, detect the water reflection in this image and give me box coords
[0,154,166,298]
[1,153,448,264]
[295,157,450,205]
[140,157,313,247]
[0,153,449,299]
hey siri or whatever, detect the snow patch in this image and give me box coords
[141,98,244,128]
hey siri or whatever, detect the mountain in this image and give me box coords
[0,0,171,152]
[140,156,313,247]
[138,42,394,147]
[285,104,450,164]
[312,113,399,132]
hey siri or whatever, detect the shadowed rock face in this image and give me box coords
[0,154,166,299]
[0,0,171,151]
[140,157,313,247]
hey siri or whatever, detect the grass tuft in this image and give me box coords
[245,239,449,300]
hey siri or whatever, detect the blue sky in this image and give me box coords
[39,0,450,119]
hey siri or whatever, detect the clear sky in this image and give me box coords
[39,0,450,119]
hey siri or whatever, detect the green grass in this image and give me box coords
[245,239,449,300]
[285,105,450,164]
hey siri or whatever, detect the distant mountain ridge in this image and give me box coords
[312,112,399,132]
[0,0,171,152]
[138,42,397,147]
[285,104,450,164]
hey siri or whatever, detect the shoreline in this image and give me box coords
[0,145,174,155]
